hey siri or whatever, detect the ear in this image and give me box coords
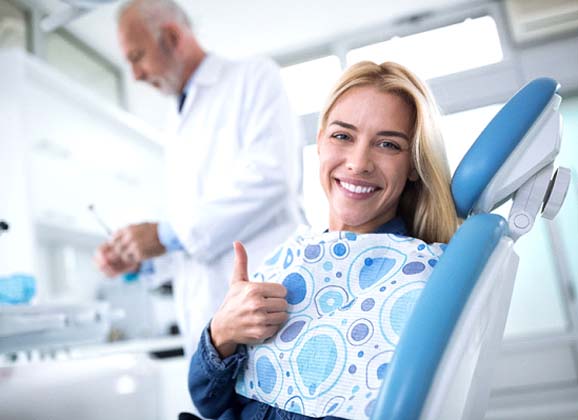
[408,168,419,182]
[159,23,180,52]
[316,130,322,155]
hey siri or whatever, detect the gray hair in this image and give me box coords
[118,0,191,36]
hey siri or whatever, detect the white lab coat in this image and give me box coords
[162,54,304,356]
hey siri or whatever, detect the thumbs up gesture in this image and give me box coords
[210,242,288,358]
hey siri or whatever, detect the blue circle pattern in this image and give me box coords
[256,356,277,394]
[331,241,350,259]
[361,298,375,311]
[304,243,324,263]
[252,346,284,404]
[236,229,445,419]
[283,273,307,305]
[280,320,307,343]
[315,285,348,316]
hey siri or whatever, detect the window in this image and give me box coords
[45,30,123,107]
[347,16,503,80]
[0,0,27,49]
[557,96,578,318]
[441,103,503,173]
[280,55,342,116]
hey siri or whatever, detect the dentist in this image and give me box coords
[94,0,304,359]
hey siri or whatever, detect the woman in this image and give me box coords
[187,61,458,419]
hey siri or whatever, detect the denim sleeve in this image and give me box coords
[188,324,247,419]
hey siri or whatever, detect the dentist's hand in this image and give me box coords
[210,242,288,358]
[111,222,166,264]
[94,242,139,277]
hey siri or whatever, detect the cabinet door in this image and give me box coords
[26,65,164,235]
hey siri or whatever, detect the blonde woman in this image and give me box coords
[186,61,459,420]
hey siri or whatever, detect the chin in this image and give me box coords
[332,211,372,231]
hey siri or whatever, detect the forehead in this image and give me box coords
[118,8,154,51]
[328,86,412,132]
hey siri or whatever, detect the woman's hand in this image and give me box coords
[210,241,288,358]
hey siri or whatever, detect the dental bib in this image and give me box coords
[235,226,445,419]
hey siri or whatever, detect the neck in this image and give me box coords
[178,37,206,93]
[328,211,397,234]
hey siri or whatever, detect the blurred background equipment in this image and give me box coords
[40,0,118,32]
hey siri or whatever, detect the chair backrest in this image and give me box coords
[371,78,571,420]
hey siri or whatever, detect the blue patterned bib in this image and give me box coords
[235,226,445,419]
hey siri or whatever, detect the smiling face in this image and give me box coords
[318,85,416,233]
[118,7,185,95]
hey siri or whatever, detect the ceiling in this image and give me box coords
[22,0,484,67]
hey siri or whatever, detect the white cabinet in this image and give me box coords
[0,48,164,277]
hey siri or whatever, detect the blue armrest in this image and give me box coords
[371,214,507,420]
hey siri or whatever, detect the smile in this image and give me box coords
[337,179,379,196]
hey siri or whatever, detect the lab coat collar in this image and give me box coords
[172,54,225,130]
[190,53,225,88]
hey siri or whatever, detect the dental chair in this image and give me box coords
[371,77,571,420]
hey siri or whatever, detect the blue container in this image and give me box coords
[0,274,36,304]
[123,272,139,283]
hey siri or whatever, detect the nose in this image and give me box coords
[346,143,374,174]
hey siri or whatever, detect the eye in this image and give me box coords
[330,133,351,142]
[376,140,402,151]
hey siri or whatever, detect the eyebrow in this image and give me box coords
[329,120,410,142]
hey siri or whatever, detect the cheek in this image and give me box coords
[318,148,339,182]
[318,158,331,192]
[378,159,411,189]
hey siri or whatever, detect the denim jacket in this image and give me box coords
[188,326,346,420]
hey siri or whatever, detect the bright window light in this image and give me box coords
[280,55,342,116]
[441,103,503,175]
[347,16,503,80]
[115,374,136,395]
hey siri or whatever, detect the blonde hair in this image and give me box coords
[319,61,458,243]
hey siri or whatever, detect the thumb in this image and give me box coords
[231,241,249,283]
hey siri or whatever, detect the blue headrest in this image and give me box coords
[451,78,559,218]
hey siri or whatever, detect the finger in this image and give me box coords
[112,238,132,261]
[123,243,141,263]
[248,325,280,343]
[265,311,289,326]
[96,246,120,270]
[93,248,106,267]
[255,282,287,298]
[263,297,288,313]
[95,242,112,260]
[262,325,281,340]
[111,230,123,243]
[111,238,124,255]
[99,259,120,278]
[231,241,249,283]
[112,228,133,250]
[121,253,136,267]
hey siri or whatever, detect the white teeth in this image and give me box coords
[340,181,376,194]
